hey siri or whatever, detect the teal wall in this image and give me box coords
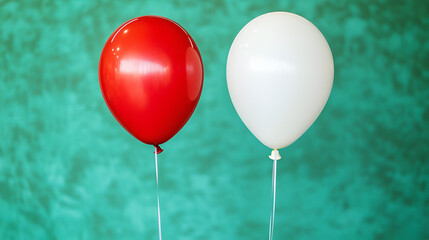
[1,0,428,239]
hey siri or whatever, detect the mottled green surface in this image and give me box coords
[1,0,428,239]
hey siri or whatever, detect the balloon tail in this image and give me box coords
[155,148,162,240]
[155,144,164,154]
[268,149,280,240]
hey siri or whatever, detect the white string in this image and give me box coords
[269,157,278,240]
[155,148,162,240]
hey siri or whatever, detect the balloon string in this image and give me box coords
[269,157,278,240]
[155,148,162,240]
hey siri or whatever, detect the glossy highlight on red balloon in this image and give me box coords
[99,16,204,147]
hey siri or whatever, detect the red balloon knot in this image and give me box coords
[154,145,164,154]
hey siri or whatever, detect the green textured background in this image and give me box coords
[1,0,428,239]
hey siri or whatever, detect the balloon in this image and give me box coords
[226,12,334,150]
[99,16,203,151]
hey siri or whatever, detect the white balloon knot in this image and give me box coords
[269,149,281,160]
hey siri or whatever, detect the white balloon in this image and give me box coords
[227,12,334,150]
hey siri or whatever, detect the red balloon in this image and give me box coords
[99,16,203,150]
